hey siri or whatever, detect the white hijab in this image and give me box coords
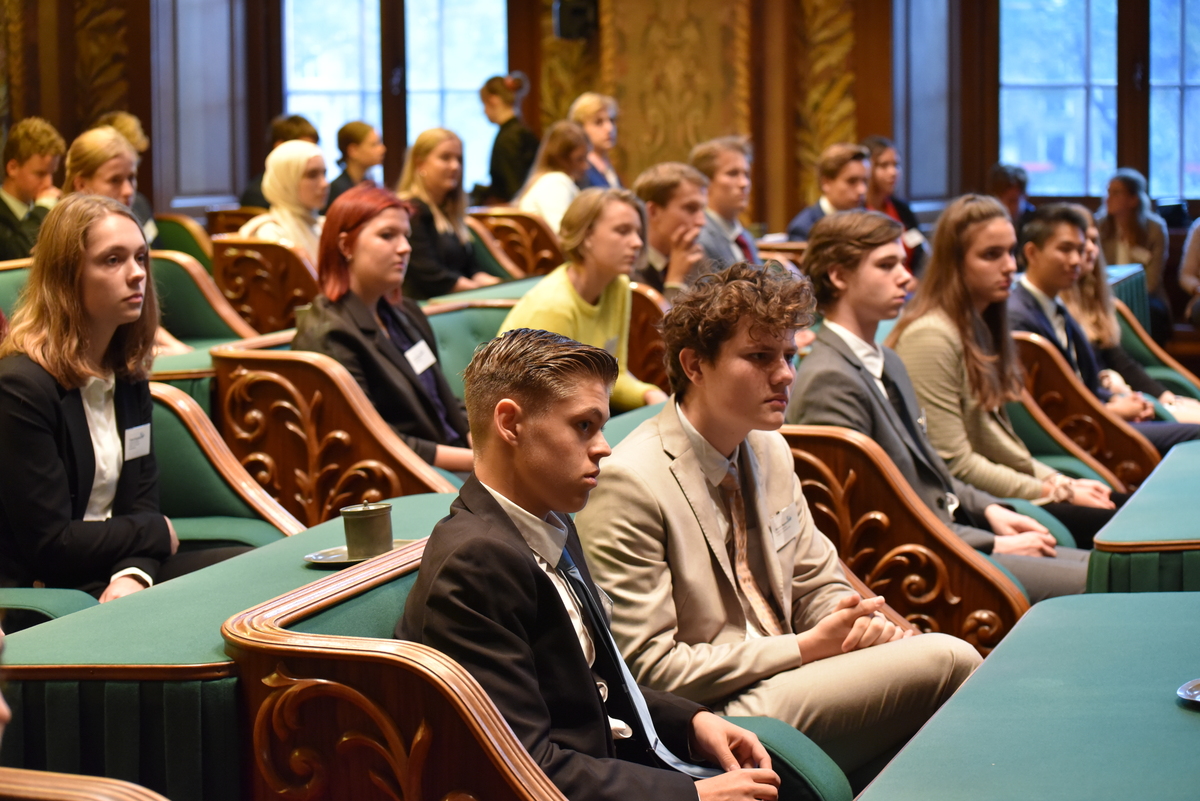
[255,140,325,260]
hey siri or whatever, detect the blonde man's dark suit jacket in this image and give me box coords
[397,476,705,801]
[576,401,980,774]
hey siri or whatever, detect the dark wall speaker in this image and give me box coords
[553,0,596,40]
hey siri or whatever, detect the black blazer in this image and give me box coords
[403,198,482,300]
[1007,282,1110,400]
[0,199,47,262]
[789,326,1000,552]
[0,355,171,594]
[397,477,704,801]
[786,203,825,242]
[487,117,540,203]
[291,292,469,463]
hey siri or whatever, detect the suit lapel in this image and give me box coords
[60,386,94,520]
[345,293,442,421]
[659,404,738,593]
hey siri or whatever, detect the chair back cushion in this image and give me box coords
[0,264,29,318]
[153,255,244,341]
[424,302,516,397]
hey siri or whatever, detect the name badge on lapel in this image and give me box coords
[405,339,437,375]
[770,503,801,549]
[124,423,151,460]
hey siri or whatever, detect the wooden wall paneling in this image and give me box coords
[751,0,798,233]
[1115,0,1149,176]
[794,0,857,207]
[126,0,154,202]
[508,0,543,138]
[244,0,284,187]
[379,0,406,187]
[539,0,597,136]
[35,0,75,139]
[851,0,892,143]
[956,0,998,195]
[890,0,909,199]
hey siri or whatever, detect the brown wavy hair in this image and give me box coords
[662,261,814,398]
[804,210,904,308]
[0,194,157,387]
[1060,204,1120,348]
[886,194,1022,410]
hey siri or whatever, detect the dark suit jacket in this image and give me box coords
[788,326,1000,552]
[0,199,48,261]
[402,198,482,300]
[786,203,825,242]
[486,118,540,203]
[0,355,172,594]
[889,196,928,276]
[397,477,704,801]
[581,162,620,189]
[239,173,269,209]
[1006,282,1109,400]
[291,292,469,463]
[323,170,360,213]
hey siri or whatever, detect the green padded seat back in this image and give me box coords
[152,256,242,341]
[425,275,543,305]
[0,267,29,318]
[1003,401,1109,485]
[1144,365,1200,399]
[152,395,262,521]
[1117,313,1162,368]
[604,401,665,447]
[469,228,510,280]
[155,220,213,271]
[427,305,514,398]
[289,571,420,639]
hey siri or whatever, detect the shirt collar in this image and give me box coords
[822,319,884,381]
[0,187,31,221]
[705,207,743,242]
[676,401,739,488]
[1019,274,1062,321]
[818,196,837,217]
[647,245,667,273]
[479,480,569,568]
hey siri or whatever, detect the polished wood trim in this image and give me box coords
[1116,1,1150,176]
[206,207,268,236]
[221,537,567,801]
[149,382,306,536]
[2,661,235,682]
[154,214,214,260]
[852,0,893,141]
[628,282,670,392]
[1113,298,1200,394]
[210,236,320,333]
[1014,388,1126,492]
[781,424,1030,654]
[244,0,284,183]
[148,367,217,382]
[151,249,260,339]
[226,328,298,350]
[0,766,171,800]
[0,257,32,272]
[506,0,543,138]
[1014,331,1159,489]
[1093,537,1200,554]
[465,216,527,279]
[957,0,999,194]
[468,209,564,276]
[379,0,407,187]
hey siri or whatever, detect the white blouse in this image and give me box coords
[518,171,580,235]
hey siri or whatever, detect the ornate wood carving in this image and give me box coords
[254,663,471,801]
[539,0,599,131]
[782,425,1029,655]
[74,0,129,126]
[628,282,670,392]
[207,206,268,235]
[1014,332,1159,489]
[211,348,454,527]
[0,766,170,800]
[463,216,525,279]
[467,210,563,276]
[211,237,319,334]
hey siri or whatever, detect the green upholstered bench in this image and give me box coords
[227,497,851,801]
[424,300,518,398]
[426,274,542,304]
[152,251,256,347]
[0,494,453,801]
[154,216,213,272]
[0,260,30,318]
[1088,440,1200,593]
[857,592,1200,800]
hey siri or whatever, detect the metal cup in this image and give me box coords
[341,502,393,560]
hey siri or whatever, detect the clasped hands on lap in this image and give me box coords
[97,516,178,603]
[690,711,780,801]
[796,593,911,664]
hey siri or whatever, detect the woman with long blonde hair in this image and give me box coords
[889,194,1122,548]
[516,120,590,235]
[0,195,244,612]
[500,187,666,411]
[396,128,500,299]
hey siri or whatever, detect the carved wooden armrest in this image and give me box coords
[0,767,170,800]
[223,542,567,801]
[468,210,564,277]
[781,425,1030,655]
[1013,331,1159,489]
[210,347,455,528]
[628,282,671,392]
[210,237,319,334]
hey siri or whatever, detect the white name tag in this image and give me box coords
[901,228,927,249]
[124,423,151,460]
[770,503,801,549]
[405,339,437,375]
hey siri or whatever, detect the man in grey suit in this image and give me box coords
[631,162,711,301]
[689,137,761,269]
[787,210,1087,602]
[577,262,980,789]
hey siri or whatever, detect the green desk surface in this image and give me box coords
[1107,263,1149,330]
[6,493,454,668]
[859,593,1200,801]
[426,274,543,304]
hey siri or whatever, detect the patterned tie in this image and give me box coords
[734,231,755,263]
[557,549,719,779]
[719,466,784,637]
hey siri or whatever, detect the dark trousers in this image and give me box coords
[1131,421,1200,456]
[1042,491,1129,550]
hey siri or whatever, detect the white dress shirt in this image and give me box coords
[0,186,56,221]
[822,319,887,396]
[1019,275,1070,351]
[80,376,153,588]
[479,481,632,739]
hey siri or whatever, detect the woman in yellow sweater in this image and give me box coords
[500,188,668,410]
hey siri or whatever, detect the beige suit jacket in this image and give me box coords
[891,309,1055,500]
[575,401,852,705]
